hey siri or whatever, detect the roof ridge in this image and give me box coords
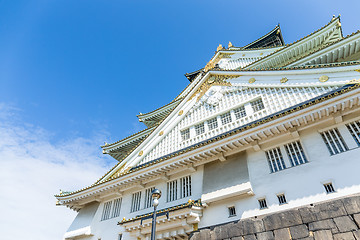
[243,16,341,70]
[242,25,284,49]
[137,98,182,118]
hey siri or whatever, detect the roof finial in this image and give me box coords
[228,41,233,48]
[332,15,336,21]
[216,44,223,51]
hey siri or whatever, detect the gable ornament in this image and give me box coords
[319,75,329,82]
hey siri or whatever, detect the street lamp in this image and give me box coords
[150,189,161,240]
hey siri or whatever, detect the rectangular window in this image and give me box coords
[234,106,246,119]
[144,187,155,209]
[265,147,286,173]
[180,176,192,198]
[324,183,335,194]
[320,128,348,155]
[207,117,218,131]
[130,191,141,212]
[181,128,190,141]
[346,120,360,146]
[167,180,178,202]
[251,98,265,112]
[284,141,308,166]
[195,123,205,135]
[101,201,112,221]
[277,194,287,205]
[258,198,268,209]
[111,198,122,218]
[220,112,232,125]
[228,206,236,217]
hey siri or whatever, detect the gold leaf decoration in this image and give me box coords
[178,110,184,116]
[159,131,164,136]
[204,53,234,72]
[189,74,238,102]
[138,151,143,156]
[280,77,288,83]
[348,79,360,84]
[319,75,329,82]
[355,69,360,73]
[228,41,233,48]
[216,44,224,51]
[249,78,256,84]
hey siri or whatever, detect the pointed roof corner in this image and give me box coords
[243,25,285,50]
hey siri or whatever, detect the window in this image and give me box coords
[265,147,286,173]
[101,201,112,221]
[251,98,265,112]
[228,206,236,217]
[130,191,141,212]
[320,128,348,155]
[207,117,218,131]
[324,183,335,194]
[195,123,205,135]
[220,112,232,125]
[181,128,190,141]
[258,198,268,209]
[167,180,178,202]
[180,176,192,198]
[277,194,287,205]
[111,198,122,218]
[284,141,308,166]
[234,106,246,119]
[346,120,360,146]
[144,187,155,209]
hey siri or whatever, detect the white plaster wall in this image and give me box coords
[199,118,360,228]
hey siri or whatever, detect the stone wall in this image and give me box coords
[190,194,360,240]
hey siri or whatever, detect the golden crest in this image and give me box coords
[159,131,164,136]
[178,110,184,116]
[280,77,288,83]
[355,69,360,73]
[188,74,237,102]
[138,151,143,156]
[228,41,233,48]
[249,78,256,84]
[216,44,223,51]
[260,53,263,56]
[319,75,329,82]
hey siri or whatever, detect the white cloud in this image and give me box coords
[0,103,116,240]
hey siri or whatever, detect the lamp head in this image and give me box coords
[151,189,161,200]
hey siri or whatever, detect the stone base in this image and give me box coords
[190,194,360,240]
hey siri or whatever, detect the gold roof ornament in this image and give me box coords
[204,60,215,72]
[228,41,233,48]
[159,131,164,136]
[138,150,143,156]
[178,110,184,116]
[249,78,256,84]
[319,75,329,82]
[216,44,223,51]
[331,15,336,21]
[280,77,288,83]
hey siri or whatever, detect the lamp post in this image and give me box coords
[150,189,161,240]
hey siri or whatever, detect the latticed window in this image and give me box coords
[324,183,335,194]
[220,112,232,125]
[111,198,122,218]
[251,98,265,112]
[101,201,112,221]
[320,128,348,155]
[228,206,236,217]
[258,198,268,209]
[265,147,286,173]
[207,117,218,131]
[144,187,155,209]
[167,180,178,202]
[346,120,360,146]
[195,123,205,135]
[181,128,190,141]
[180,176,192,198]
[130,191,141,212]
[284,141,308,166]
[277,194,287,205]
[234,106,246,119]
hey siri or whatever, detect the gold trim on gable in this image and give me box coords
[189,74,238,102]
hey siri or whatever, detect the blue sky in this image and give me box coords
[0,1,360,239]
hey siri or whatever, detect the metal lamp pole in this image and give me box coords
[150,189,161,240]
